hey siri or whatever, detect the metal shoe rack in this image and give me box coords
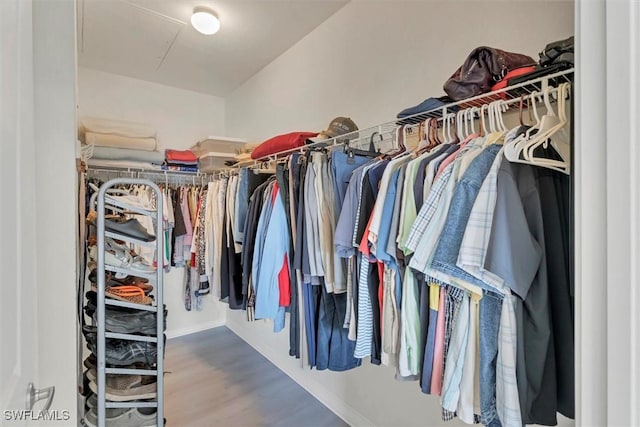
[94,178,164,427]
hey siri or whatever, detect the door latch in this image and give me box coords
[26,382,55,411]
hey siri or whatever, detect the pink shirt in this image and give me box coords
[435,134,478,178]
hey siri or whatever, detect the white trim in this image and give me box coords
[226,322,375,427]
[166,320,226,339]
[575,1,608,424]
[605,0,640,425]
[630,6,640,424]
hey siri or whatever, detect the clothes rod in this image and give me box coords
[87,165,208,177]
[224,68,573,170]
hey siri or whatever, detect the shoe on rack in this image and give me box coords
[88,243,155,276]
[105,193,153,211]
[90,284,154,305]
[83,326,159,366]
[89,269,150,285]
[83,406,157,427]
[84,290,158,311]
[88,374,157,402]
[88,245,132,279]
[84,292,165,334]
[91,309,166,335]
[83,356,148,381]
[105,218,155,242]
[128,256,156,275]
[94,339,157,366]
[88,270,154,294]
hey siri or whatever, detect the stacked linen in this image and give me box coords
[164,149,198,172]
[80,117,162,168]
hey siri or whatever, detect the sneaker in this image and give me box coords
[84,293,165,334]
[83,326,159,366]
[83,406,157,427]
[88,375,157,402]
[88,270,153,294]
[105,218,155,242]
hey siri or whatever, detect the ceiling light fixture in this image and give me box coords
[191,6,220,35]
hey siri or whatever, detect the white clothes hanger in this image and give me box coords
[480,104,489,137]
[504,90,543,162]
[456,110,465,141]
[521,84,561,160]
[521,83,571,174]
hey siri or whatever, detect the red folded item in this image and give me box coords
[165,149,197,163]
[251,131,316,160]
[490,66,537,98]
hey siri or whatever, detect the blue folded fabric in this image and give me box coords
[160,164,199,172]
[396,96,459,125]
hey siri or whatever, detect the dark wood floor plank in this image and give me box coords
[165,326,348,427]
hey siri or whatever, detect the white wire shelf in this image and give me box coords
[228,67,574,169]
[87,164,210,187]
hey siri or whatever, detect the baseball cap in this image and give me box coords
[320,117,358,139]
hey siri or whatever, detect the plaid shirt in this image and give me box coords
[496,293,522,426]
[455,149,508,294]
[407,161,461,275]
[404,162,454,254]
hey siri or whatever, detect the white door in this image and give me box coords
[0,0,41,423]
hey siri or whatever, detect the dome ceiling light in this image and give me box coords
[191,6,220,35]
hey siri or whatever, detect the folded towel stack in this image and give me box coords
[80,117,158,150]
[80,117,163,165]
[165,149,198,172]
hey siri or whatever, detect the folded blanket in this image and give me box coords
[89,146,165,163]
[86,132,157,151]
[81,117,156,139]
[165,149,197,163]
[190,138,248,158]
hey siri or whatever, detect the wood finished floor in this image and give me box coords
[165,327,348,427]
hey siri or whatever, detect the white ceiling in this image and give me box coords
[77,0,349,96]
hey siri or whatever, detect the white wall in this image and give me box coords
[33,0,78,422]
[77,68,227,337]
[227,0,574,142]
[77,67,226,151]
[225,1,575,426]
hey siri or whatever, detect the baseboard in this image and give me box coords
[166,319,225,339]
[226,321,375,427]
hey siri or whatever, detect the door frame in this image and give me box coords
[575,1,640,425]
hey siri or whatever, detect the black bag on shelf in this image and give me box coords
[539,36,574,68]
[443,46,536,101]
[503,36,575,93]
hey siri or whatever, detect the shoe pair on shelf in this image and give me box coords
[105,217,155,242]
[83,326,161,366]
[83,403,157,427]
[84,291,166,334]
[88,239,155,277]
[84,358,157,402]
[87,372,157,402]
[89,283,154,306]
[88,270,153,294]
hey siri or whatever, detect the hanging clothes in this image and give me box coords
[200,88,574,427]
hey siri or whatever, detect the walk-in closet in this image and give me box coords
[3,1,640,427]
